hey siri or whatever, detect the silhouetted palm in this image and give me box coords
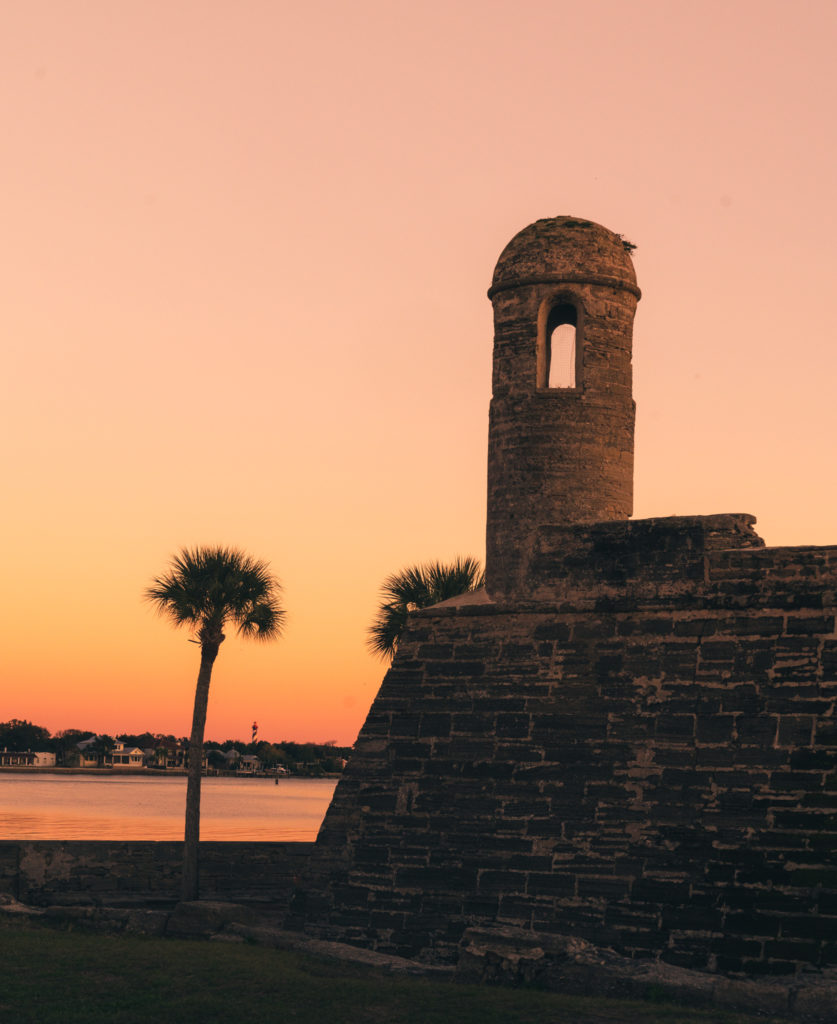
[367,557,484,661]
[145,546,285,900]
[87,734,115,768]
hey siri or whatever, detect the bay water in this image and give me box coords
[0,774,337,841]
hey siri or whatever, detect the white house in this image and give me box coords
[110,741,145,769]
[73,737,144,768]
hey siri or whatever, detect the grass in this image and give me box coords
[0,921,786,1024]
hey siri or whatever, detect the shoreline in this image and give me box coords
[0,767,341,779]
[0,767,184,777]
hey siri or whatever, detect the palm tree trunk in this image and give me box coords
[182,641,220,901]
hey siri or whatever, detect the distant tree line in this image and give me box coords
[0,719,351,776]
[201,738,350,776]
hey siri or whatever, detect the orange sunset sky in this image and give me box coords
[2,1,836,747]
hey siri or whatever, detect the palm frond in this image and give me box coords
[366,556,484,661]
[427,556,484,603]
[366,601,409,661]
[145,545,285,645]
[237,601,286,642]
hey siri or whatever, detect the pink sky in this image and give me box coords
[2,1,836,746]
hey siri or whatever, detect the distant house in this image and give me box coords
[219,749,262,775]
[110,741,144,769]
[0,749,55,767]
[237,754,262,775]
[75,736,105,768]
[1,750,36,767]
[151,744,187,770]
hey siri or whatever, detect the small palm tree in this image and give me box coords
[145,546,285,900]
[367,556,484,661]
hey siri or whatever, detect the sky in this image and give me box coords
[2,0,836,747]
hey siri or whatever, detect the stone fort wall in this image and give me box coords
[296,515,837,976]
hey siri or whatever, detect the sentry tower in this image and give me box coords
[485,216,641,597]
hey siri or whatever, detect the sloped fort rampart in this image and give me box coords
[294,218,837,977]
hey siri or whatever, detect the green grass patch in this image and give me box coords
[0,922,785,1024]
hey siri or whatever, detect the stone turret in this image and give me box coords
[485,216,641,598]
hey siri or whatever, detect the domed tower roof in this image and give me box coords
[489,216,640,298]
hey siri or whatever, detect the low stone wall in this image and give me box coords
[0,840,312,906]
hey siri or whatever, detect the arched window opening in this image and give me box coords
[546,303,577,389]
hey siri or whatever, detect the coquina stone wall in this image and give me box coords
[295,515,837,976]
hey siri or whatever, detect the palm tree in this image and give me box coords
[367,556,484,661]
[145,546,285,901]
[88,734,115,768]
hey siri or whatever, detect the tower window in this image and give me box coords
[546,303,577,389]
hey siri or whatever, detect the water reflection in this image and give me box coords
[0,775,337,841]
